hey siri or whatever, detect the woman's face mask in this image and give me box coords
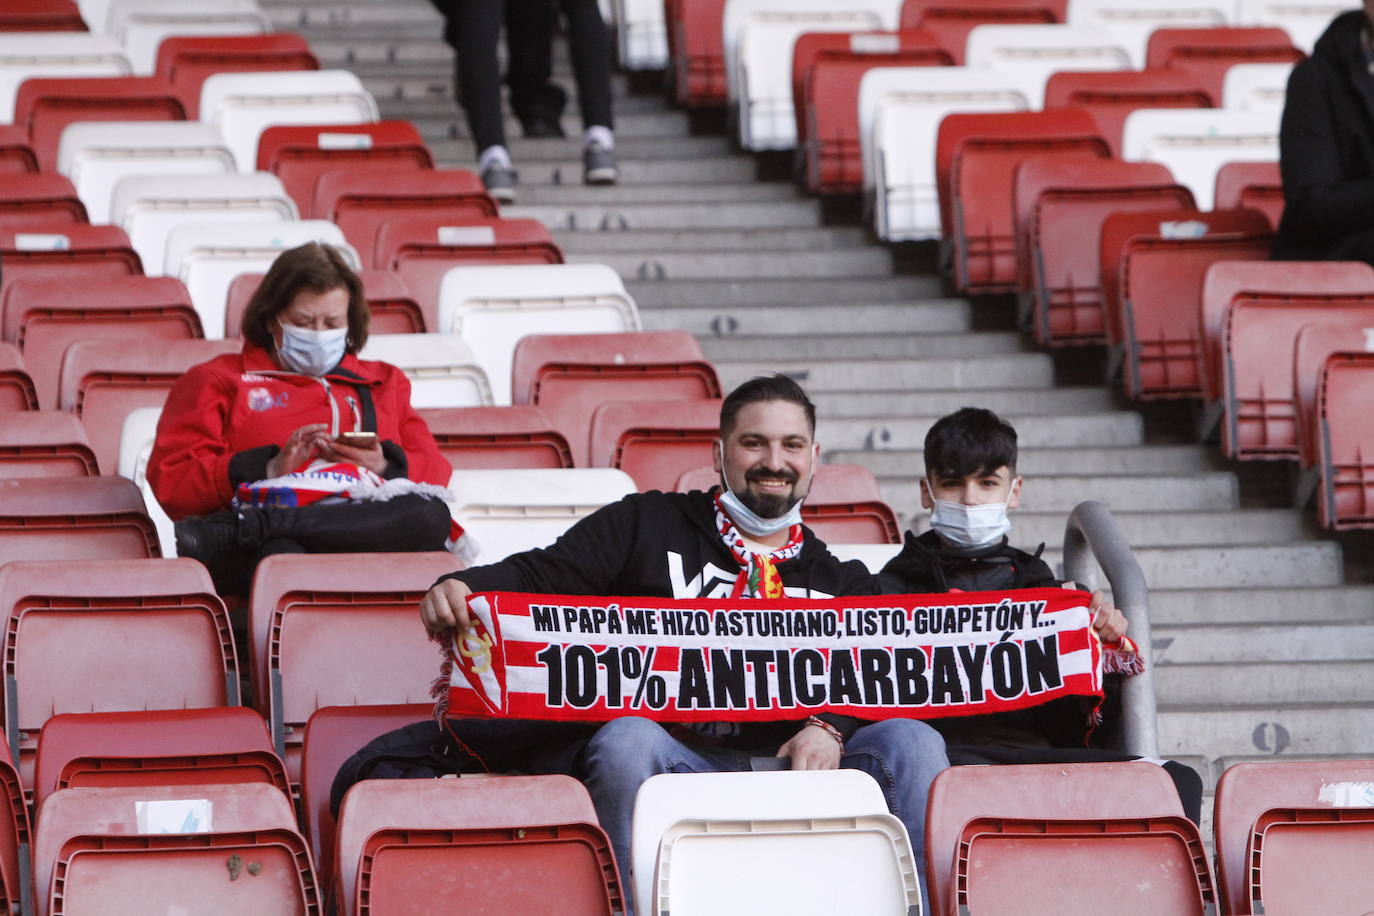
[276,320,347,376]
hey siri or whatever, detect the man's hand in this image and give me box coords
[420,577,473,633]
[776,722,843,770]
[266,423,328,478]
[1088,590,1128,645]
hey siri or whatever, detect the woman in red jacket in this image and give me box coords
[149,242,454,593]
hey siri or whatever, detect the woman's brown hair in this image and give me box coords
[240,242,369,353]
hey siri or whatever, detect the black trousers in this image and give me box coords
[440,0,615,152]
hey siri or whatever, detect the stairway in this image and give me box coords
[265,0,1374,819]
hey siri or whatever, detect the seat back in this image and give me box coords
[1213,160,1282,227]
[256,121,433,215]
[1121,107,1280,208]
[1042,68,1213,155]
[965,23,1131,106]
[588,398,722,489]
[246,552,462,785]
[418,405,575,470]
[155,33,319,118]
[0,740,28,916]
[0,475,158,562]
[1318,352,1374,528]
[447,468,636,564]
[3,274,200,410]
[1065,0,1231,66]
[1213,759,1374,913]
[0,223,141,301]
[616,0,671,69]
[1292,316,1374,469]
[1014,156,1192,346]
[901,0,1065,64]
[0,342,36,411]
[925,761,1185,916]
[0,125,37,175]
[0,411,96,478]
[1221,60,1295,110]
[0,0,84,32]
[438,264,641,405]
[13,75,186,172]
[57,337,239,475]
[0,34,130,122]
[0,172,86,227]
[105,0,271,77]
[1145,25,1301,101]
[1234,0,1341,51]
[356,333,493,408]
[667,0,730,106]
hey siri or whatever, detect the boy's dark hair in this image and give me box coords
[719,374,816,437]
[924,407,1018,478]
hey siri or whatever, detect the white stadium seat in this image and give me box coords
[861,67,1028,241]
[437,263,641,405]
[1122,107,1280,209]
[117,406,175,557]
[615,0,670,70]
[1235,0,1346,52]
[1221,61,1294,110]
[0,34,131,122]
[1065,0,1230,67]
[829,542,903,572]
[445,467,637,563]
[358,333,493,409]
[163,220,356,338]
[105,0,271,75]
[964,23,1132,107]
[198,70,378,172]
[109,171,297,277]
[57,121,235,223]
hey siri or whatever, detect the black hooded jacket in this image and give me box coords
[437,488,879,748]
[1273,10,1374,261]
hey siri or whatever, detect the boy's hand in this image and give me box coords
[1088,590,1128,644]
[420,578,474,633]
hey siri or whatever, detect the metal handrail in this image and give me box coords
[1062,499,1158,758]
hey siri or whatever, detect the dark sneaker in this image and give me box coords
[520,115,565,139]
[583,142,618,186]
[480,162,517,204]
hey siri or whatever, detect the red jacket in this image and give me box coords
[149,342,452,520]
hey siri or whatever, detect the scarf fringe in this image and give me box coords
[430,628,454,722]
[1102,647,1146,676]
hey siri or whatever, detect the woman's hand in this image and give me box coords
[319,435,389,475]
[266,424,329,477]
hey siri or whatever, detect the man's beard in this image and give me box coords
[737,467,802,518]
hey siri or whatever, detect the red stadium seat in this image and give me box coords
[588,398,722,489]
[952,815,1216,914]
[0,476,158,563]
[375,216,564,320]
[301,704,432,892]
[226,269,427,338]
[155,33,319,119]
[1098,207,1271,399]
[925,761,1186,916]
[0,342,37,411]
[511,331,720,466]
[1146,26,1303,103]
[34,707,287,811]
[0,0,85,31]
[256,121,434,216]
[1292,316,1374,472]
[1012,157,1193,346]
[1042,68,1214,156]
[0,410,96,478]
[795,30,953,194]
[418,405,575,469]
[1317,351,1374,529]
[246,552,462,787]
[666,0,730,107]
[312,168,497,268]
[1221,293,1374,460]
[1214,160,1282,228]
[1199,261,1374,403]
[56,338,237,476]
[0,740,29,916]
[0,126,37,175]
[12,76,185,172]
[1213,759,1374,915]
[34,783,314,916]
[2,275,200,409]
[0,173,86,228]
[0,223,141,301]
[899,0,1065,64]
[938,110,1110,294]
[0,558,234,788]
[335,776,621,916]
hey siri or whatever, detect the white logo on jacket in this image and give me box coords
[665,552,834,600]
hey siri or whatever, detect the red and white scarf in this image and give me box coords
[713,492,804,599]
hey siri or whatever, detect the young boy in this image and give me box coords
[877,406,1202,821]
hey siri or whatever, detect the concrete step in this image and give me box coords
[1149,586,1374,626]
[514,158,759,186]
[998,509,1312,549]
[412,109,692,141]
[268,4,443,28]
[642,302,972,337]
[520,183,803,205]
[560,227,873,253]
[567,248,894,280]
[298,37,453,64]
[879,473,1238,516]
[628,276,945,307]
[1048,542,1345,590]
[716,355,1055,393]
[506,200,821,231]
[818,412,1145,451]
[812,387,1116,418]
[1158,662,1374,706]
[702,332,1026,361]
[445,136,737,163]
[829,446,1217,476]
[1159,705,1374,758]
[1152,624,1374,664]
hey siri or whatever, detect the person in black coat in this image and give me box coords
[1273,2,1374,263]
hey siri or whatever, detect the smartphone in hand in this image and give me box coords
[335,431,378,449]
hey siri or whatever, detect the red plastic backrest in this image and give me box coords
[587,397,723,487]
[12,76,185,171]
[1292,316,1374,467]
[156,33,319,118]
[1042,68,1213,154]
[419,405,575,470]
[256,121,432,215]
[0,410,96,478]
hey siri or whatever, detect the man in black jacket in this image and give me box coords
[1273,0,1374,263]
[421,375,948,909]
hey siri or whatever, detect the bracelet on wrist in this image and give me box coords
[806,716,845,752]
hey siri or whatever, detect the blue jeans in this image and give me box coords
[580,717,948,914]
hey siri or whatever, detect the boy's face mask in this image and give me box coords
[929,498,1012,548]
